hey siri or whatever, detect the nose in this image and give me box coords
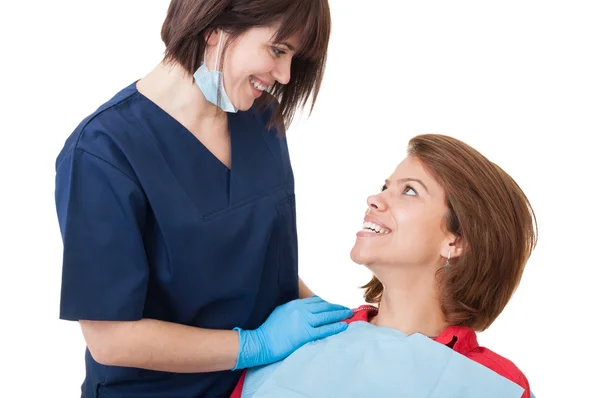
[271,58,292,85]
[366,193,387,213]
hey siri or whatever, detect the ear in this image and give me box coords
[440,235,465,261]
[204,29,220,46]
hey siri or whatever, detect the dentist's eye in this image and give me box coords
[271,47,286,57]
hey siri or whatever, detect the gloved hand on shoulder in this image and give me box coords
[233,296,353,370]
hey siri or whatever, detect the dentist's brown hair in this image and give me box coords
[161,0,331,130]
[363,134,538,331]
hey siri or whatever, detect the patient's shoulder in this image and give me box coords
[437,325,529,396]
[346,305,378,323]
[346,308,530,397]
[466,345,531,398]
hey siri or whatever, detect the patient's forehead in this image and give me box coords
[388,156,444,196]
[392,156,427,178]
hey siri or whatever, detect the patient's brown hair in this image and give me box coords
[160,0,331,130]
[363,134,538,331]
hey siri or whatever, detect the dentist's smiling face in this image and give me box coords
[205,25,300,111]
[350,155,451,270]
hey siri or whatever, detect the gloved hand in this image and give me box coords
[233,296,353,370]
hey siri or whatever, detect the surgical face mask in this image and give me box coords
[193,31,238,113]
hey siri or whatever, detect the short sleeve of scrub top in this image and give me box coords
[54,82,299,398]
[55,144,149,321]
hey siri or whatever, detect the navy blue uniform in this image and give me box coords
[55,82,299,397]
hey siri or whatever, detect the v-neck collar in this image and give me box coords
[132,82,285,208]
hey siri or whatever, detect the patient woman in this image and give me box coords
[231,134,537,397]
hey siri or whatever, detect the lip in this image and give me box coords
[249,76,271,99]
[251,76,273,87]
[357,216,392,238]
[249,80,263,98]
[363,216,391,231]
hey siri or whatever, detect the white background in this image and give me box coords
[1,1,599,396]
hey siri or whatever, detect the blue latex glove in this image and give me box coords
[233,296,353,370]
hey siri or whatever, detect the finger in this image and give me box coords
[308,309,354,327]
[312,322,349,340]
[308,301,352,314]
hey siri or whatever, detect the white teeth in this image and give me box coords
[362,221,390,234]
[250,77,268,91]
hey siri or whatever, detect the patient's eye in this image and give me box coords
[403,185,417,196]
[381,184,388,192]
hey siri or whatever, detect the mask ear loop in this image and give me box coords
[215,30,222,70]
[203,30,223,71]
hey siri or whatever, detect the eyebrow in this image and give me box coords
[385,178,430,194]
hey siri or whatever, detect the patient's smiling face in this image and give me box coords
[350,155,453,271]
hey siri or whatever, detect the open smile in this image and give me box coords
[357,216,392,237]
[249,76,271,98]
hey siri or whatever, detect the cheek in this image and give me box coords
[227,50,273,81]
[391,206,418,233]
[390,208,443,255]
[247,58,276,79]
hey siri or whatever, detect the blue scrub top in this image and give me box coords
[54,82,299,398]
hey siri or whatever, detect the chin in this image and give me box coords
[350,243,373,266]
[234,100,253,112]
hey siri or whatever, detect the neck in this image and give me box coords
[136,61,226,131]
[369,266,447,338]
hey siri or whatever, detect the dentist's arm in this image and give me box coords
[80,297,352,373]
[299,277,315,299]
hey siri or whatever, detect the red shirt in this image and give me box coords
[231,305,530,398]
